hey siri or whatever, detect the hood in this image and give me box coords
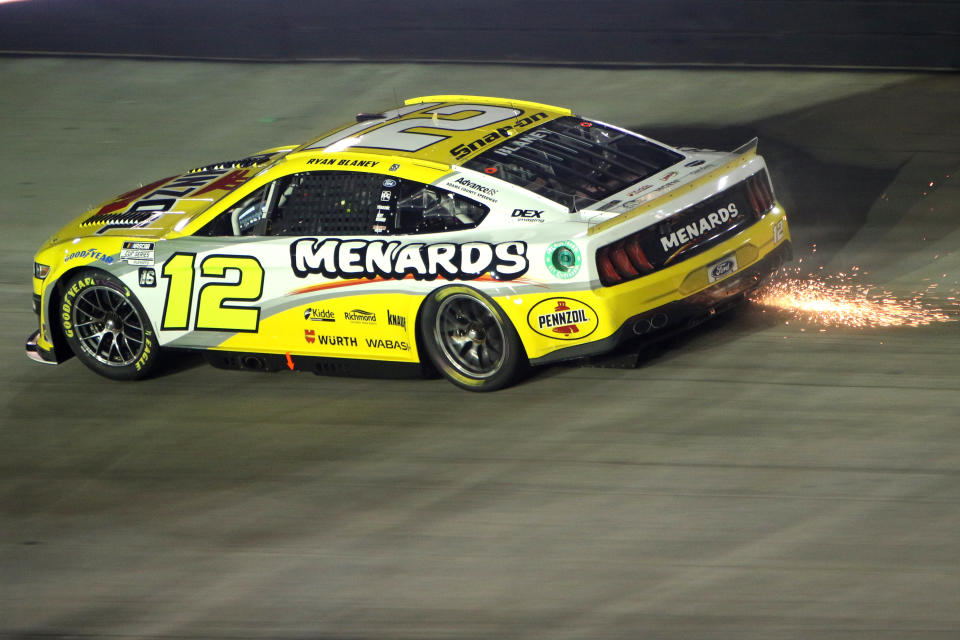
[40,148,296,248]
[68,165,257,240]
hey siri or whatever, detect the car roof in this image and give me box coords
[286,95,573,168]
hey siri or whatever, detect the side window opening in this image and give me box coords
[394,182,488,234]
[269,172,385,236]
[198,171,488,237]
[198,184,271,236]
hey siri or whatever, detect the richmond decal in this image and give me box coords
[290,239,528,280]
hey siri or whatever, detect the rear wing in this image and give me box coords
[588,138,761,236]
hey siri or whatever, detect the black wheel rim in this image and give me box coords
[434,293,505,378]
[72,285,146,367]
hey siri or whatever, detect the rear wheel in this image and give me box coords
[419,286,526,391]
[61,270,161,380]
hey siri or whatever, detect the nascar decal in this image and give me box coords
[290,239,528,280]
[120,241,155,266]
[527,297,598,340]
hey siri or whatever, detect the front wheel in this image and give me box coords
[419,286,527,392]
[61,270,161,380]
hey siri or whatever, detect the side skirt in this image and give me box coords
[203,351,426,379]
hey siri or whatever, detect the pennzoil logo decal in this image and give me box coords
[527,298,598,341]
[290,239,528,281]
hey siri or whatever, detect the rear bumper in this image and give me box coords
[530,241,791,366]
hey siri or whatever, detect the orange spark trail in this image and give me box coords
[750,272,956,328]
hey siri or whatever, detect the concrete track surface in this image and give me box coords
[1,59,959,639]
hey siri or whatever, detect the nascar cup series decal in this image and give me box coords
[527,297,598,340]
[290,239,528,281]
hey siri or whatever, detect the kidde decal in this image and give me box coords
[290,239,528,280]
[527,297,598,341]
[304,307,335,322]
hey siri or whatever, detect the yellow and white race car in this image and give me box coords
[27,95,791,391]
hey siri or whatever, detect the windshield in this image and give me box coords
[463,116,683,210]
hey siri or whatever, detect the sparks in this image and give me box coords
[750,272,956,328]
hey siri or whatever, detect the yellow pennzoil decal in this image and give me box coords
[527,297,599,340]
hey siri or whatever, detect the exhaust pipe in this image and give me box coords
[241,356,266,370]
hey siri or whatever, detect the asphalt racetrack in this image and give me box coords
[2,59,959,639]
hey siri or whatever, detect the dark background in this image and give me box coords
[1,0,958,69]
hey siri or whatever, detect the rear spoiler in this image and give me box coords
[588,138,761,236]
[732,137,759,155]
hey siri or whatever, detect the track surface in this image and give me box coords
[2,60,958,639]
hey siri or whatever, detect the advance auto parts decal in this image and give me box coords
[527,297,598,340]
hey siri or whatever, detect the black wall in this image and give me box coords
[1,0,957,69]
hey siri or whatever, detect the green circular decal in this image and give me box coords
[545,241,582,279]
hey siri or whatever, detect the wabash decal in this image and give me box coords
[527,297,599,341]
[290,239,528,281]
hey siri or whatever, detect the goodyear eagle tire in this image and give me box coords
[420,286,527,392]
[61,270,161,380]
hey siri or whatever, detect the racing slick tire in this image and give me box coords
[60,269,161,381]
[419,285,527,392]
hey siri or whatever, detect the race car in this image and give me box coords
[26,95,791,391]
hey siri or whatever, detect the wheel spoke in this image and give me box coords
[482,341,501,364]
[76,296,101,317]
[108,334,122,362]
[106,290,121,312]
[117,333,134,362]
[122,317,142,334]
[92,330,107,355]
